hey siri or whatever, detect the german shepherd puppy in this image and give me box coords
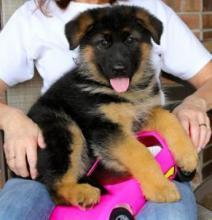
[28,6,198,208]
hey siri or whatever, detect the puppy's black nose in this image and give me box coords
[112,63,127,74]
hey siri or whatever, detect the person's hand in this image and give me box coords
[2,107,46,179]
[173,96,211,152]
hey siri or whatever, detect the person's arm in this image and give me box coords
[0,80,45,179]
[173,61,212,151]
[0,2,47,178]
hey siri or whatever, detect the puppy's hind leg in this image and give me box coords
[53,123,101,208]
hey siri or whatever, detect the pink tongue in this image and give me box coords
[110,77,130,93]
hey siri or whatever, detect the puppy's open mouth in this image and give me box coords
[109,77,130,93]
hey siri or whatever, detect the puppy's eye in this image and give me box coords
[125,35,136,44]
[100,39,110,48]
[96,39,110,49]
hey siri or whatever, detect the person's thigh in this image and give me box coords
[0,178,55,220]
[136,181,197,220]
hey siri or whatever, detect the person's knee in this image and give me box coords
[1,178,52,206]
[4,178,47,195]
[0,178,54,220]
[136,181,197,220]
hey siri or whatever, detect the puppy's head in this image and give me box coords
[65,6,163,93]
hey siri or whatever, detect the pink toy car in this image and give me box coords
[51,131,177,220]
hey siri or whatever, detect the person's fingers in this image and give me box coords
[26,142,38,179]
[204,128,211,149]
[3,142,17,172]
[1,110,43,177]
[189,120,200,149]
[178,117,190,136]
[4,138,39,178]
[7,157,16,173]
[4,143,17,173]
[202,116,211,149]
[197,113,208,150]
[15,143,29,177]
[4,143,13,161]
[172,100,211,152]
[198,124,208,152]
[37,130,46,149]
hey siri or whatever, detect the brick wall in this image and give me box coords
[163,0,212,52]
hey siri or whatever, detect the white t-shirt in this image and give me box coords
[0,0,211,93]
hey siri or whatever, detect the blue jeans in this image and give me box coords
[0,178,197,220]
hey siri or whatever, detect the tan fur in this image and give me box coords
[54,7,198,206]
[54,122,100,206]
[81,46,108,84]
[131,43,151,86]
[99,103,182,202]
[99,103,136,131]
[136,10,160,43]
[99,94,161,131]
[56,123,85,184]
[73,15,93,48]
[55,182,100,207]
[144,107,198,172]
[110,133,180,202]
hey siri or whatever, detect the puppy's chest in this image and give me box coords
[98,102,149,131]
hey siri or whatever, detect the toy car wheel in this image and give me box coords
[109,207,134,220]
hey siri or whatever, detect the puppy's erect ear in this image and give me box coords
[65,12,94,50]
[135,8,163,45]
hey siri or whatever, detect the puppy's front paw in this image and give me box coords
[176,147,198,173]
[142,180,180,203]
[57,183,101,208]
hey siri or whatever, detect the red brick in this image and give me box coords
[182,0,201,12]
[163,0,181,12]
[203,0,212,12]
[204,40,212,52]
[202,14,212,29]
[180,14,200,29]
[203,31,212,41]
